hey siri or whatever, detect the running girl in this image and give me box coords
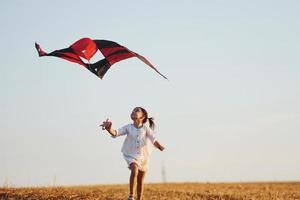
[100,107,165,200]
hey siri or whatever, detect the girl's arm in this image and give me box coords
[146,127,165,151]
[106,127,117,137]
[100,119,117,137]
[154,140,165,151]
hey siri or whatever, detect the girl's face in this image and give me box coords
[131,107,145,122]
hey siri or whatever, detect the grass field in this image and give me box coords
[1,182,300,200]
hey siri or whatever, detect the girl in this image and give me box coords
[100,107,165,200]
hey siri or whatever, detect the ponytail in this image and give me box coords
[139,107,156,130]
[148,117,155,130]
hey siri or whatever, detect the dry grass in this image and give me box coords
[1,182,300,200]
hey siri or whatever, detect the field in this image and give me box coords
[1,182,300,200]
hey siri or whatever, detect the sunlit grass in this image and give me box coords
[1,182,300,200]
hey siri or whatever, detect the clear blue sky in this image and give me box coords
[0,0,299,186]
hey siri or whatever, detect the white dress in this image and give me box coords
[112,123,156,171]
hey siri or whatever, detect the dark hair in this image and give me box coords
[138,107,155,130]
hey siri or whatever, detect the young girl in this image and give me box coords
[100,107,165,200]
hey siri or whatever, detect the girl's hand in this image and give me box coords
[100,119,112,131]
[158,145,165,151]
[154,141,165,151]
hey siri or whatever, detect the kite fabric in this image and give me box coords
[35,38,168,80]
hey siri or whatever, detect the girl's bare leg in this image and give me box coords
[129,163,139,197]
[137,170,146,200]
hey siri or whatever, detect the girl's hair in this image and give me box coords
[137,107,155,130]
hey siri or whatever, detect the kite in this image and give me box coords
[35,37,167,80]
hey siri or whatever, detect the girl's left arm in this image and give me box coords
[154,140,165,151]
[146,127,165,151]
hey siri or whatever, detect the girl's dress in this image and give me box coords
[112,123,156,171]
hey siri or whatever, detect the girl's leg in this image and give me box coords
[136,170,146,200]
[129,163,139,198]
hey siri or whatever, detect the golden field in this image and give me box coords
[1,182,300,200]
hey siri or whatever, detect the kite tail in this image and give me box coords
[133,53,168,80]
[87,59,111,79]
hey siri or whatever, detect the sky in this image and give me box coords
[0,0,300,187]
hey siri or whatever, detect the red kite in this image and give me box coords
[35,38,167,80]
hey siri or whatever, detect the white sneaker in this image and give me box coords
[128,196,134,200]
